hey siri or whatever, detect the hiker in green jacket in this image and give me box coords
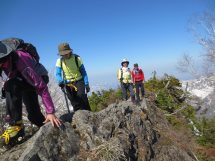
[117,59,135,103]
[55,43,91,112]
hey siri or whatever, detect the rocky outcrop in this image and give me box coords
[0,99,197,161]
[0,122,80,161]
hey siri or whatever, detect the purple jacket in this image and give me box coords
[2,50,55,114]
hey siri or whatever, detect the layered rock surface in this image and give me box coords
[0,99,197,161]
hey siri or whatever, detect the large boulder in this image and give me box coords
[0,99,197,161]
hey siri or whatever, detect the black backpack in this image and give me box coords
[1,38,40,62]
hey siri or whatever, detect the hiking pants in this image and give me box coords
[65,80,91,111]
[120,83,135,101]
[4,78,45,127]
[135,81,145,101]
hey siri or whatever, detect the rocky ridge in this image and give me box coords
[0,99,197,161]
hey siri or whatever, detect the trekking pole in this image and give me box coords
[61,86,71,114]
[60,85,74,124]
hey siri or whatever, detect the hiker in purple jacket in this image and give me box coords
[0,41,61,145]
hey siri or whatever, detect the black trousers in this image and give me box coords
[65,80,91,112]
[120,83,135,101]
[4,78,45,127]
[135,81,145,101]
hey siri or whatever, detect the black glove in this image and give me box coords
[86,84,90,93]
[120,78,123,82]
[58,82,65,88]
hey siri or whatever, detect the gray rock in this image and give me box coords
[71,100,196,161]
[0,122,79,161]
[0,99,196,161]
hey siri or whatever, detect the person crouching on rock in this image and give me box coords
[0,40,61,145]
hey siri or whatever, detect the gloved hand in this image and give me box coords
[85,84,90,93]
[120,78,123,82]
[58,82,65,88]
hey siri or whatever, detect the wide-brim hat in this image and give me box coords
[58,43,73,56]
[121,58,129,66]
[0,41,13,59]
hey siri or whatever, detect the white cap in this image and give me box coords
[121,58,129,66]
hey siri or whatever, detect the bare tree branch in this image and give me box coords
[177,53,200,78]
[178,10,215,77]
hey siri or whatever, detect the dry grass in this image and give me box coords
[89,138,126,161]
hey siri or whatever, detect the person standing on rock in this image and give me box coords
[117,59,135,103]
[55,42,91,112]
[132,63,145,102]
[0,39,61,146]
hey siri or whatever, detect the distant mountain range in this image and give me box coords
[182,74,215,118]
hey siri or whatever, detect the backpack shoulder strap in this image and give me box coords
[60,57,65,81]
[127,68,131,74]
[73,54,81,72]
[73,54,79,66]
[121,68,123,80]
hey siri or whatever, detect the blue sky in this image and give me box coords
[0,0,213,86]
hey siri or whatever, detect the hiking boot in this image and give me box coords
[0,125,25,146]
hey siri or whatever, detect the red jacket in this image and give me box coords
[132,68,144,82]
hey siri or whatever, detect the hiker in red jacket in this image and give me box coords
[132,63,145,102]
